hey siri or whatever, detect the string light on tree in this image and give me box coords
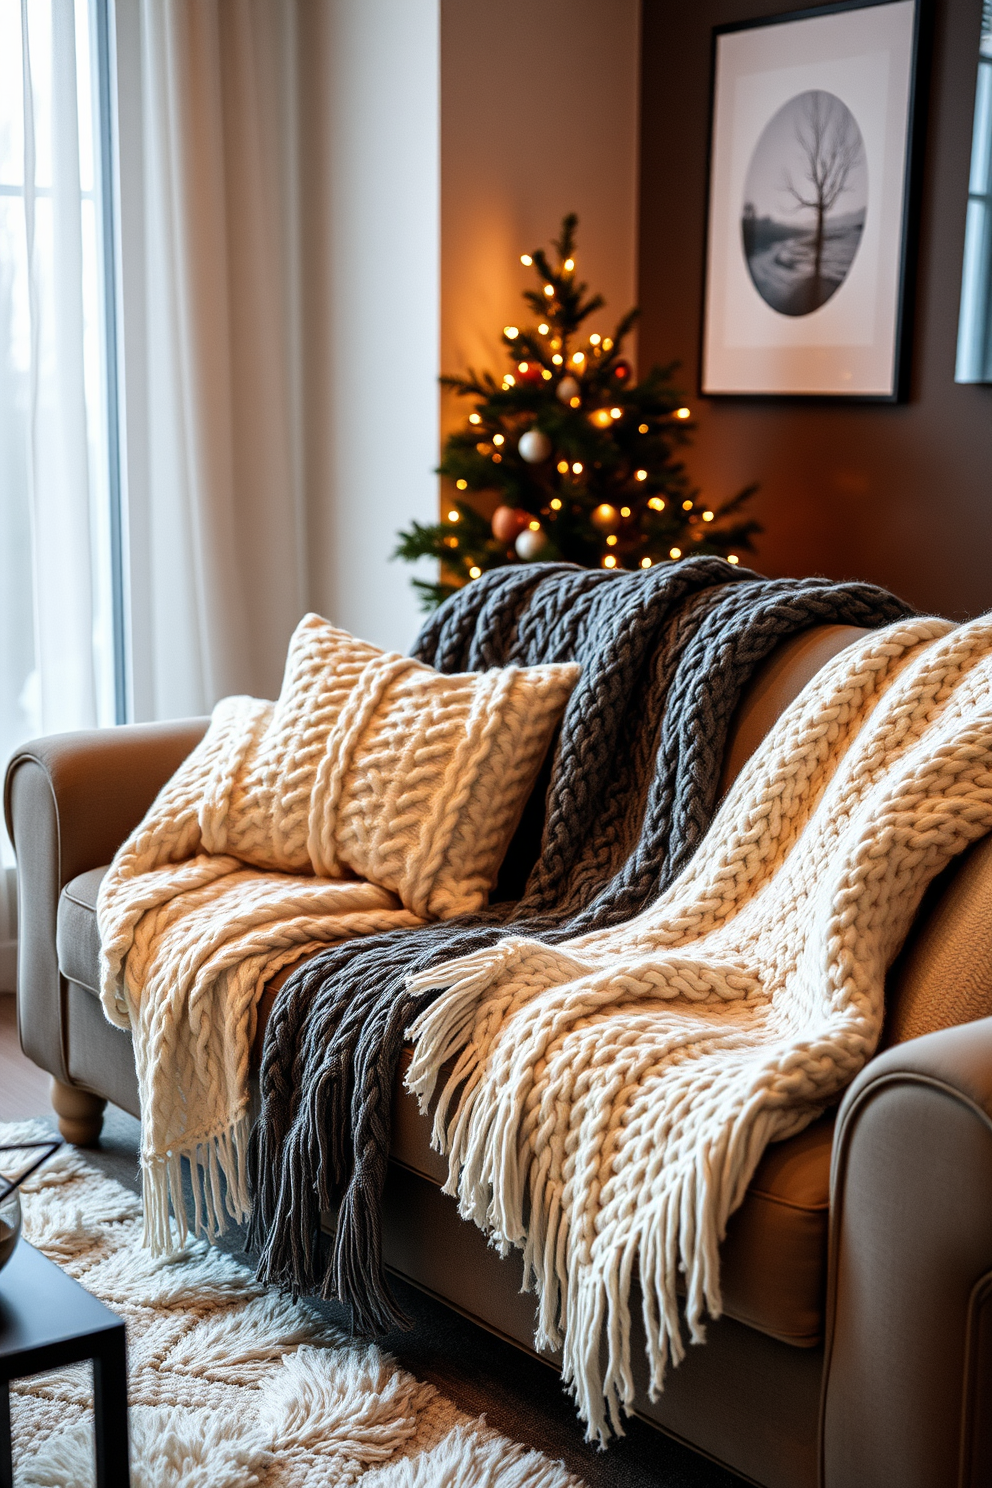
[396,213,760,608]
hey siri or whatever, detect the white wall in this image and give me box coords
[440,0,641,440]
[314,0,441,653]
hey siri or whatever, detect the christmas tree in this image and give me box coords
[396,214,760,609]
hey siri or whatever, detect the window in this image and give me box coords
[0,0,123,877]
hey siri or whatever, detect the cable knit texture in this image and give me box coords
[405,615,992,1441]
[96,613,578,1250]
[247,563,915,1331]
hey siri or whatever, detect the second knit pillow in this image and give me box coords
[202,612,580,918]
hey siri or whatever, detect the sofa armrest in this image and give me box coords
[3,719,208,1082]
[822,1020,992,1488]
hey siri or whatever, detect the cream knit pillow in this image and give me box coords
[203,613,580,919]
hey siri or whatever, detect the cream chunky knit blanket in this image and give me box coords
[97,614,577,1251]
[406,614,992,1441]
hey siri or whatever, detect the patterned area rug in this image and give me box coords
[2,1120,584,1488]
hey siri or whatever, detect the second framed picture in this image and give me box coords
[701,0,927,400]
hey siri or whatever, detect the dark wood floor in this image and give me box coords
[0,993,52,1119]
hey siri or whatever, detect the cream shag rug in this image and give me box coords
[3,1121,582,1488]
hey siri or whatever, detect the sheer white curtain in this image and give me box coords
[116,0,310,719]
[0,0,116,985]
[114,0,440,719]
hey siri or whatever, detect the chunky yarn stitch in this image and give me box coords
[249,563,914,1329]
[407,614,992,1441]
[97,613,578,1250]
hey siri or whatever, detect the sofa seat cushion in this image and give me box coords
[59,865,832,1348]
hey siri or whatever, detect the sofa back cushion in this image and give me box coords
[884,834,992,1044]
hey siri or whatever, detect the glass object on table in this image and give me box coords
[0,1140,62,1273]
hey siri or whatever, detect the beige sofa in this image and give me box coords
[6,622,992,1488]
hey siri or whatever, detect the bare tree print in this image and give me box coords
[782,90,864,298]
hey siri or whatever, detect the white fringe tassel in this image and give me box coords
[142,1113,253,1254]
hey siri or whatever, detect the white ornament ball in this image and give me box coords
[515,527,547,561]
[518,428,552,464]
[556,375,581,405]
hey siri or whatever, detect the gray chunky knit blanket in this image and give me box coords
[248,560,914,1328]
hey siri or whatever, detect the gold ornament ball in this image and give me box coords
[491,505,529,543]
[591,502,620,531]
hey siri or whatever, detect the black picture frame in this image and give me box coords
[700,0,931,402]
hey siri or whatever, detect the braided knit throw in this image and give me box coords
[406,613,992,1441]
[248,562,914,1331]
[96,614,578,1250]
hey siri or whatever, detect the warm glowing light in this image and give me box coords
[638,423,649,433]
[603,554,617,569]
[492,453,502,463]
[503,375,515,387]
[492,434,505,446]
[476,443,489,454]
[447,510,459,522]
[445,535,458,548]
[456,479,468,490]
[670,547,682,559]
[620,506,631,517]
[517,363,528,373]
[640,557,652,568]
[552,353,563,365]
[682,499,693,510]
[469,565,482,578]
[702,510,714,522]
[557,460,569,474]
[591,408,613,428]
[606,534,618,547]
[728,554,739,565]
[469,413,481,424]
[520,255,533,266]
[538,323,550,334]
[589,333,601,346]
[635,469,648,481]
[504,325,519,339]
[572,352,585,365]
[572,461,583,474]
[550,497,562,510]
[648,496,665,512]
[569,396,581,408]
[564,258,575,271]
[542,369,552,380]
[544,284,555,297]
[602,337,613,351]
[675,406,691,420]
[527,521,540,532]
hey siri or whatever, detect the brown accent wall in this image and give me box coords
[639,0,992,620]
[441,0,641,449]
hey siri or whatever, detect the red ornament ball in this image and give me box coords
[612,359,632,381]
[492,505,529,543]
[515,360,543,384]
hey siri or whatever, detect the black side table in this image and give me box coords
[0,1238,129,1487]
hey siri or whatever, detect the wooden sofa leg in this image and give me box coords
[50,1078,106,1147]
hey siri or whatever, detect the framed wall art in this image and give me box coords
[701,0,928,400]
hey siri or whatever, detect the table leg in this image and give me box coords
[93,1330,130,1488]
[0,1379,12,1488]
